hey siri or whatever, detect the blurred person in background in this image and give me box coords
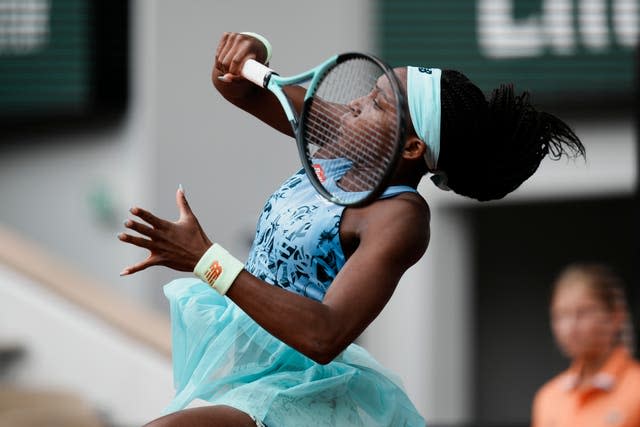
[532,263,640,427]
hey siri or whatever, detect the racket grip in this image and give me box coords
[241,59,274,88]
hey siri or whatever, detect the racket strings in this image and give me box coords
[301,57,402,199]
[304,124,397,192]
[308,100,398,152]
[305,129,395,187]
[311,63,397,147]
[305,109,394,185]
[304,104,397,167]
[304,77,399,190]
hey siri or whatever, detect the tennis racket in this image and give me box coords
[239,53,406,207]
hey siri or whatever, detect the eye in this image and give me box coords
[373,98,383,111]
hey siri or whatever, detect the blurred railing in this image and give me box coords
[0,225,171,358]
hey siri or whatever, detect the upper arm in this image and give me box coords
[213,67,306,138]
[321,198,430,355]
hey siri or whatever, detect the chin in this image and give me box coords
[557,341,585,360]
[560,342,610,361]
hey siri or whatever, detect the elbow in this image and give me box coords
[314,356,334,366]
[303,331,346,365]
[309,350,338,365]
[307,347,340,366]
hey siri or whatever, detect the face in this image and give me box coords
[309,67,421,189]
[550,278,623,360]
[336,72,400,163]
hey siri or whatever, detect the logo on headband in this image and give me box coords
[418,67,433,74]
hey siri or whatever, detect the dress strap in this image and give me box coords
[380,185,417,199]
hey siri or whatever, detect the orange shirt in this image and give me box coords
[532,346,640,427]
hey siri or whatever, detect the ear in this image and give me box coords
[402,136,426,160]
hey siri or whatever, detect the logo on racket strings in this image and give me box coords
[313,164,326,183]
[205,261,223,285]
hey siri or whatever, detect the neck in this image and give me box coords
[577,345,617,383]
[389,160,424,189]
[389,175,420,189]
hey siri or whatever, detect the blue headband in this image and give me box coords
[407,66,449,190]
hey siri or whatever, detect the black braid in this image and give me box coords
[437,70,585,201]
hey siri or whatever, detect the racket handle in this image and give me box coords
[241,59,275,88]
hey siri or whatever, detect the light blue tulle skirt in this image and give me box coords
[163,278,426,427]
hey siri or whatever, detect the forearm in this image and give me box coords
[212,68,297,138]
[212,65,261,102]
[226,271,341,364]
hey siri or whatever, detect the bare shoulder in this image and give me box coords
[368,192,430,232]
[388,191,430,219]
[358,192,431,265]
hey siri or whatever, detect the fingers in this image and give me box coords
[129,206,170,229]
[176,187,193,219]
[220,37,244,76]
[229,48,256,77]
[124,218,158,239]
[119,189,210,276]
[215,32,259,78]
[217,32,240,74]
[215,32,229,61]
[120,255,158,276]
[117,232,154,250]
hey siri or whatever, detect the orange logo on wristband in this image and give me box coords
[205,261,223,284]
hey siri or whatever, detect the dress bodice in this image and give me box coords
[245,159,416,301]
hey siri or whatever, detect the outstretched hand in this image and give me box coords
[118,188,212,276]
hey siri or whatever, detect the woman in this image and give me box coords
[118,32,585,426]
[532,264,640,427]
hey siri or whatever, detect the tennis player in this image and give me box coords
[118,32,585,427]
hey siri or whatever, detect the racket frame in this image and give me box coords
[241,53,406,207]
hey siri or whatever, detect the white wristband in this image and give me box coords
[194,243,244,295]
[240,31,272,63]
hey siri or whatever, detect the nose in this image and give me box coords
[348,97,364,115]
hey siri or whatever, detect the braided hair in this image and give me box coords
[437,70,586,201]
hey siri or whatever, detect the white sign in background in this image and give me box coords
[0,0,49,54]
[478,0,638,58]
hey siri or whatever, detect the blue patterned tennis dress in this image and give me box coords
[163,159,426,426]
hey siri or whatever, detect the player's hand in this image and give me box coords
[118,188,212,276]
[213,31,268,85]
